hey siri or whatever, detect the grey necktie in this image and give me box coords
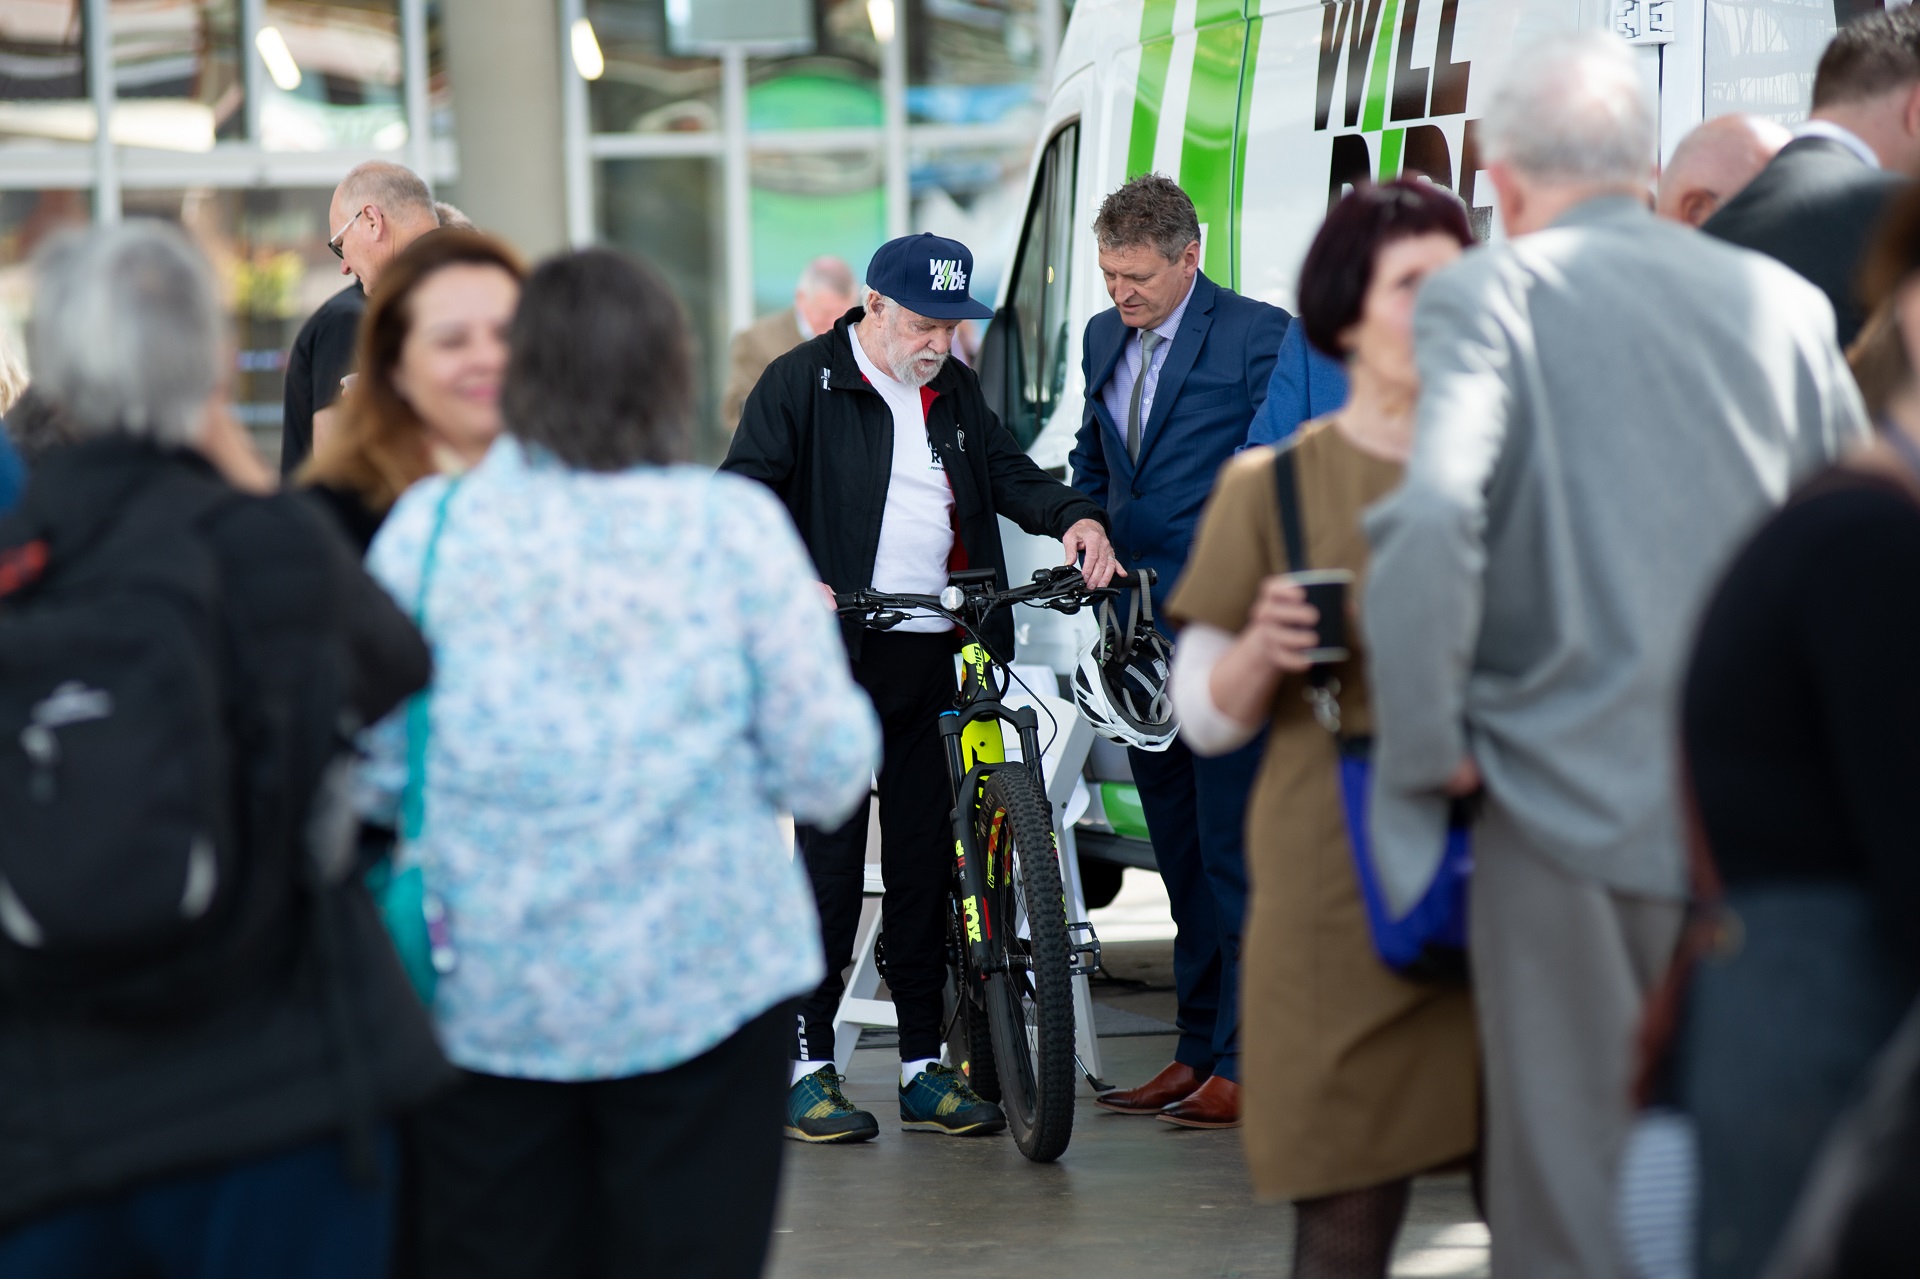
[1127,330,1163,463]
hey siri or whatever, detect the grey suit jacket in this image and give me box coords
[1363,196,1868,908]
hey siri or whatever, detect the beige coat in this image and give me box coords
[722,308,805,435]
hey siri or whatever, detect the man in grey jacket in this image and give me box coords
[1363,34,1869,1279]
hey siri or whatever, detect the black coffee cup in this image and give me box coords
[1284,569,1354,663]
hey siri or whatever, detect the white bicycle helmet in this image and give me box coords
[1072,579,1178,751]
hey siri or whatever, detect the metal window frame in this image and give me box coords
[10,0,453,208]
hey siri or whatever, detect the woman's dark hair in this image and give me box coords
[503,248,693,470]
[300,228,526,509]
[1851,183,1920,421]
[1296,179,1475,359]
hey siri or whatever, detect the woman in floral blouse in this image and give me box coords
[361,247,880,1278]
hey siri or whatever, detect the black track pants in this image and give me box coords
[793,629,957,1064]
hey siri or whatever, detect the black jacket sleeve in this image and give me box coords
[281,326,316,478]
[720,361,800,499]
[975,390,1107,541]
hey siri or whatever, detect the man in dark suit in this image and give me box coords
[1070,174,1287,1129]
[1704,9,1920,348]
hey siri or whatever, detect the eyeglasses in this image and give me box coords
[327,208,366,259]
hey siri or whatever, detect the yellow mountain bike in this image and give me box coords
[835,564,1147,1163]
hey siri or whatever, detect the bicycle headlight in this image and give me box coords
[939,585,966,612]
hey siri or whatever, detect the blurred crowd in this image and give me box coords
[2,11,1920,1279]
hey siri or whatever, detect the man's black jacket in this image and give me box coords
[1703,136,1907,349]
[722,309,1106,661]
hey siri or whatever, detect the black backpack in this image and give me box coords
[0,461,296,1013]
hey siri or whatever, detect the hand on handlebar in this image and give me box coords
[1061,518,1125,590]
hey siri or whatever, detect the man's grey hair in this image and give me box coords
[27,221,220,446]
[798,255,855,299]
[434,200,475,230]
[1093,173,1201,261]
[1479,33,1655,186]
[339,160,436,223]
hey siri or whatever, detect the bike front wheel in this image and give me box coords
[979,766,1076,1162]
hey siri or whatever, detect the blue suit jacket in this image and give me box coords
[1070,271,1289,620]
[0,428,22,516]
[1244,319,1349,449]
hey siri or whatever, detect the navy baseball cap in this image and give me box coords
[865,232,995,321]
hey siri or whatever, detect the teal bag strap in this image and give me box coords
[399,477,463,843]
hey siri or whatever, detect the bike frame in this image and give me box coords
[938,639,1047,993]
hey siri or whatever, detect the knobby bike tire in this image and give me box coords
[979,766,1076,1162]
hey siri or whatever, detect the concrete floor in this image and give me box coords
[768,929,1489,1279]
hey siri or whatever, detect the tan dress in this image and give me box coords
[1166,420,1479,1201]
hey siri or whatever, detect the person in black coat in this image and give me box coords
[0,221,446,1276]
[1703,10,1920,348]
[723,232,1116,1143]
[282,161,440,476]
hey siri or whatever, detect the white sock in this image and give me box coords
[900,1056,939,1087]
[792,1060,824,1085]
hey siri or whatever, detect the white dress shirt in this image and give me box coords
[1100,274,1200,443]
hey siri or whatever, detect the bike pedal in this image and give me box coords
[1067,921,1102,977]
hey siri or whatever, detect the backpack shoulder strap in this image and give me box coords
[1271,442,1308,573]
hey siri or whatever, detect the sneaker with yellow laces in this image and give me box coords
[785,1065,880,1144]
[898,1062,1007,1136]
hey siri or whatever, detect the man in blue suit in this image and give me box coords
[1070,174,1287,1129]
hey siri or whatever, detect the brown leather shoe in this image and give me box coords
[1095,1061,1210,1114]
[1158,1075,1240,1129]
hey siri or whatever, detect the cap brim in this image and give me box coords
[911,296,996,320]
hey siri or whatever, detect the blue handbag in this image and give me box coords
[367,477,463,1004]
[1272,443,1470,983]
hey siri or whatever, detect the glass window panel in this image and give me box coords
[988,124,1072,447]
[0,2,97,151]
[109,0,242,151]
[0,190,90,362]
[258,1,406,151]
[586,1,719,134]
[598,158,729,460]
[911,136,1032,303]
[749,2,879,132]
[752,147,884,314]
[906,0,1049,128]
[121,185,345,466]
[427,0,453,140]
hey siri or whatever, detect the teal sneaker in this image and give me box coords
[899,1062,1007,1136]
[785,1066,880,1144]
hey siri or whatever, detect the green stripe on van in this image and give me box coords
[1379,126,1405,179]
[1127,0,1179,179]
[1230,17,1262,291]
[1180,21,1244,283]
[1361,0,1401,132]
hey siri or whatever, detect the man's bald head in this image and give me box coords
[327,160,440,290]
[1656,114,1791,226]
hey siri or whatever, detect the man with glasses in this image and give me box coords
[280,161,440,475]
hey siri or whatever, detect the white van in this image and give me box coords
[983,0,1840,897]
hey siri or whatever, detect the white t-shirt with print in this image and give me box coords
[849,329,956,634]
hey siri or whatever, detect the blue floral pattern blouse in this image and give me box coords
[360,438,879,1080]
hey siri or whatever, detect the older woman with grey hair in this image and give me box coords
[0,221,447,1277]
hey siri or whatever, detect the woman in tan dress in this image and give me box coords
[1164,180,1480,1277]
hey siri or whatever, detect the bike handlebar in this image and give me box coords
[835,565,1156,634]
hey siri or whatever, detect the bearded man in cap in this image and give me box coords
[724,232,1119,1145]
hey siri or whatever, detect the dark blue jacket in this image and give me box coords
[1070,271,1288,620]
[1244,319,1349,449]
[0,428,23,515]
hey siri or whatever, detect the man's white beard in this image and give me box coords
[888,342,947,388]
